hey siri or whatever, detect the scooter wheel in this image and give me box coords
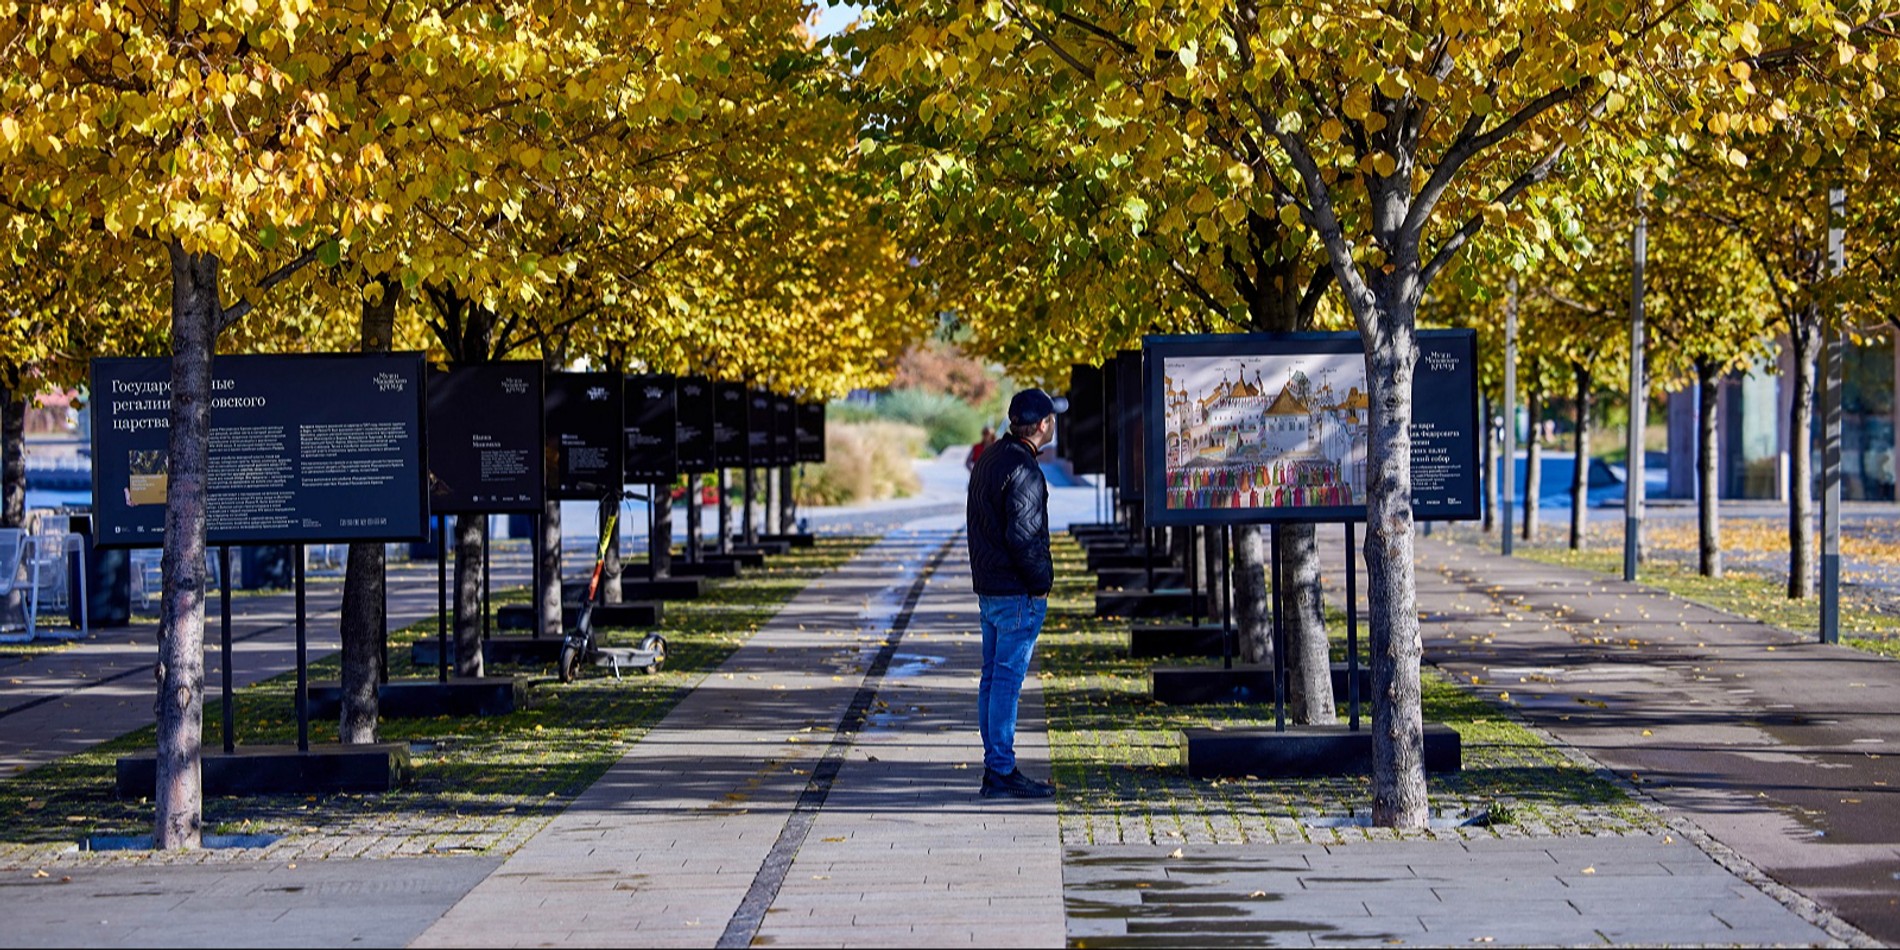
[558,642,584,683]
[639,634,667,675]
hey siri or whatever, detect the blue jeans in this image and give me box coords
[977,594,1048,775]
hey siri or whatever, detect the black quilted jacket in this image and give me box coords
[965,435,1052,596]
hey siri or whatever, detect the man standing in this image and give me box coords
[966,388,1064,799]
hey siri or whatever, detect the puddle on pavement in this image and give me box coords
[884,653,944,679]
[1064,850,1405,947]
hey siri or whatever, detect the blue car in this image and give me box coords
[1502,454,1640,509]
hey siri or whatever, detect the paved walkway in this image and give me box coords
[0,511,1885,947]
[1411,536,1900,945]
[412,524,1065,948]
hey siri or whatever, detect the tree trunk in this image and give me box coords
[650,488,673,578]
[1201,523,1221,623]
[338,540,385,743]
[1,387,23,528]
[0,388,20,621]
[452,513,484,677]
[340,275,397,744]
[1363,314,1427,829]
[538,495,562,639]
[155,241,220,850]
[742,468,759,544]
[1788,313,1818,599]
[1168,525,1192,602]
[1276,523,1336,724]
[1569,364,1591,550]
[1481,395,1497,533]
[1233,525,1272,665]
[1522,385,1542,542]
[764,467,780,534]
[778,466,796,533]
[1697,358,1722,578]
[716,468,733,553]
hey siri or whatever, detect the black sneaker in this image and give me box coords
[980,768,1055,799]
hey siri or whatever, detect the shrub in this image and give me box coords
[795,421,925,505]
[865,388,987,454]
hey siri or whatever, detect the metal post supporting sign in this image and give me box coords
[1822,185,1845,644]
[295,545,309,754]
[437,515,448,683]
[219,546,234,755]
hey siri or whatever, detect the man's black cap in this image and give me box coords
[1008,388,1069,425]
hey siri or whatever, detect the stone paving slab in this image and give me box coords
[748,547,1062,948]
[1063,837,1832,947]
[414,526,1066,949]
[0,854,499,948]
[1405,537,1900,944]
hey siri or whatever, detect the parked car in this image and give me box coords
[1501,454,1626,509]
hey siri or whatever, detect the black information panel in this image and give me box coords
[771,396,796,467]
[676,375,717,473]
[1114,350,1145,504]
[795,402,826,463]
[1066,364,1105,475]
[1140,329,1481,526]
[1408,331,1484,521]
[713,382,749,468]
[625,373,678,484]
[427,362,544,514]
[91,353,429,548]
[746,390,774,468]
[546,372,624,499]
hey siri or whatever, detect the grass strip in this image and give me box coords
[1040,534,1656,845]
[1501,542,1900,655]
[0,537,868,856]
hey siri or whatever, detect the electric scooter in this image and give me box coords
[559,489,667,683]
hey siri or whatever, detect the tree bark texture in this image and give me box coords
[716,469,733,554]
[742,468,759,544]
[539,496,563,639]
[1569,365,1592,550]
[1,387,23,528]
[1522,385,1542,542]
[764,468,780,534]
[1233,525,1272,665]
[338,540,385,743]
[1697,359,1723,578]
[1201,524,1222,622]
[155,241,219,850]
[340,276,397,743]
[649,488,673,579]
[1363,317,1427,829]
[452,513,484,677]
[778,466,796,533]
[1275,523,1337,724]
[0,387,21,621]
[1788,312,1818,599]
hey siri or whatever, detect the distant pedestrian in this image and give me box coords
[965,426,997,472]
[965,388,1065,799]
